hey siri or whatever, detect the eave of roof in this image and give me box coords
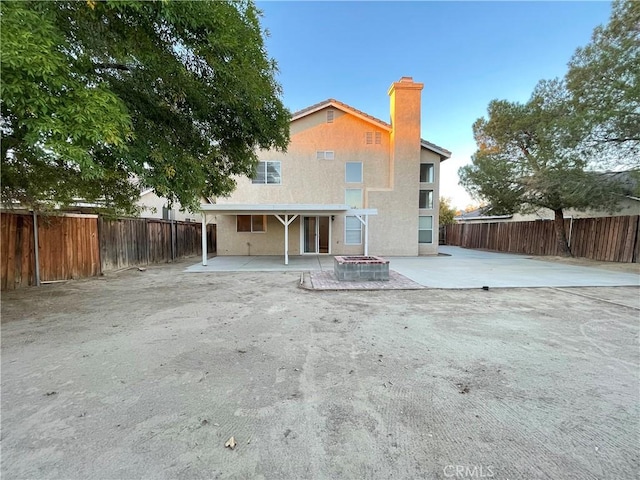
[420,139,452,160]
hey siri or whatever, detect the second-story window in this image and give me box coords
[345,189,363,209]
[345,162,363,183]
[419,190,433,209]
[252,161,281,184]
[420,163,434,183]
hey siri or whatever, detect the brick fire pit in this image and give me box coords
[333,256,390,281]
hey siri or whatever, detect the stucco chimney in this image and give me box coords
[388,77,423,189]
[388,77,423,162]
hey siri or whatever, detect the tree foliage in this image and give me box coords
[460,1,638,256]
[1,0,290,213]
[460,80,629,255]
[566,0,640,166]
[438,197,457,226]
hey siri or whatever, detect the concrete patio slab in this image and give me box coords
[185,247,640,289]
[391,246,640,288]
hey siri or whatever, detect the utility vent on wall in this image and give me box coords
[365,132,381,145]
[327,110,334,123]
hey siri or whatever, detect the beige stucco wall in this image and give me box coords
[137,191,194,222]
[214,78,444,257]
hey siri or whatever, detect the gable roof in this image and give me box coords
[292,98,392,131]
[292,98,452,161]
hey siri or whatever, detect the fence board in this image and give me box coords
[444,215,639,263]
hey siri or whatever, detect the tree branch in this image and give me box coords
[94,63,132,72]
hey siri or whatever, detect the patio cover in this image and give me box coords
[199,204,377,265]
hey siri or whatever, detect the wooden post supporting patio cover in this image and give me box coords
[274,214,298,265]
[201,212,208,266]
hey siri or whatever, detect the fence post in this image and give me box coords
[32,211,41,287]
[170,218,175,261]
[568,216,574,248]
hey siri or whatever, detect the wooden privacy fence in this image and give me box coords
[443,215,640,263]
[99,217,215,271]
[1,212,217,290]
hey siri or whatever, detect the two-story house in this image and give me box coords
[200,77,451,264]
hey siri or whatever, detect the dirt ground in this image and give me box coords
[1,258,639,480]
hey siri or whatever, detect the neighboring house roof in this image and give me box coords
[455,207,513,222]
[291,98,452,161]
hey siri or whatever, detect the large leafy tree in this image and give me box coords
[1,0,290,214]
[438,197,457,226]
[460,80,628,256]
[566,0,639,167]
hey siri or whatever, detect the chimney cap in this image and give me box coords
[388,77,423,96]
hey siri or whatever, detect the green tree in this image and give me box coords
[460,80,628,256]
[566,0,640,167]
[1,0,290,214]
[438,197,457,226]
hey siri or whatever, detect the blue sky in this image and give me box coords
[257,0,613,209]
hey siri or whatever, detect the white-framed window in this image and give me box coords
[252,161,281,184]
[365,132,373,145]
[345,189,363,208]
[327,110,334,123]
[316,151,335,160]
[419,189,433,209]
[375,132,381,144]
[418,216,433,244]
[345,216,362,245]
[420,163,434,183]
[237,215,266,233]
[345,162,363,183]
